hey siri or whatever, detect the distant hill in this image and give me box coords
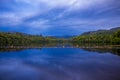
[0,32,43,37]
[52,35,77,39]
[81,27,120,36]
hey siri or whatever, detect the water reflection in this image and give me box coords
[0,48,24,52]
[82,48,120,56]
[0,46,120,80]
[0,45,120,56]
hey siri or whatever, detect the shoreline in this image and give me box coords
[0,45,120,49]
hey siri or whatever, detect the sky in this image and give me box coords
[0,0,120,36]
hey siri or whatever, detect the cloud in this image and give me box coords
[0,0,120,35]
[0,13,22,26]
[25,19,51,30]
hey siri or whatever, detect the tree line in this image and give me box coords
[72,30,120,45]
[0,32,65,47]
[0,30,120,47]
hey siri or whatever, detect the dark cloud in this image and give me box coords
[0,0,120,35]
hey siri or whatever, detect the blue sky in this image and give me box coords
[0,0,120,36]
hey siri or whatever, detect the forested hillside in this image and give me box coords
[73,27,120,45]
[0,27,120,47]
[0,32,65,47]
[81,27,120,36]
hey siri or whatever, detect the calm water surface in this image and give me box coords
[0,48,120,80]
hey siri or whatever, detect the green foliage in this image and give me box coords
[0,32,68,47]
[113,30,120,38]
[0,29,120,47]
[0,32,45,46]
[73,30,120,45]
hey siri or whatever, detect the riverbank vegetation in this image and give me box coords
[0,27,120,47]
[0,32,67,47]
[72,27,120,45]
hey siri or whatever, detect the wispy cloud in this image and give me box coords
[0,0,120,35]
